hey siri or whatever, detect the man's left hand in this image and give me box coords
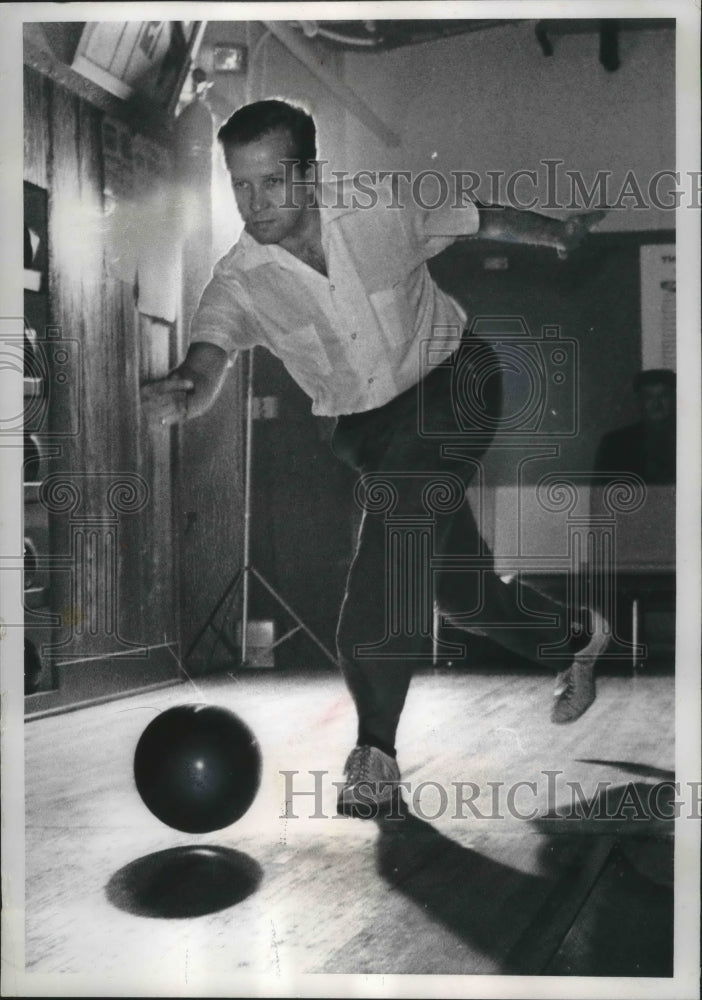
[557,209,607,259]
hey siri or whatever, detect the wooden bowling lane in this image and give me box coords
[22,664,675,982]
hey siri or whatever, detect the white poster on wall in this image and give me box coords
[640,244,676,371]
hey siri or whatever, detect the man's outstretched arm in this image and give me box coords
[473,204,606,257]
[140,342,232,426]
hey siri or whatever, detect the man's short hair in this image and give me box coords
[633,368,676,393]
[217,99,317,171]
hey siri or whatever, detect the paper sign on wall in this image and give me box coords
[640,244,676,372]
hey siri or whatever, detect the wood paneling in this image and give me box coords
[136,314,178,647]
[47,79,109,659]
[23,65,181,706]
[24,66,51,189]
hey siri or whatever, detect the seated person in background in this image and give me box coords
[594,369,676,485]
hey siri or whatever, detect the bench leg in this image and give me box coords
[632,597,640,673]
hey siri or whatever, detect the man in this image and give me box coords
[142,100,609,816]
[594,369,676,485]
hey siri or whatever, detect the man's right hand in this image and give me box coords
[140,342,231,427]
[140,374,194,427]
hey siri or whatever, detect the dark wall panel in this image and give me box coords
[429,233,674,485]
[248,349,359,667]
[178,366,246,674]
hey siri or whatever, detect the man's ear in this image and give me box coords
[305,160,322,183]
[303,161,321,203]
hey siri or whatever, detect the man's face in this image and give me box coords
[639,383,675,426]
[224,127,312,245]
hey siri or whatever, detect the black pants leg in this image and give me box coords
[332,346,580,754]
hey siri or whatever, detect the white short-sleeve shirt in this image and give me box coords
[189,178,480,416]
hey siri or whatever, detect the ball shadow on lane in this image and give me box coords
[105,846,263,919]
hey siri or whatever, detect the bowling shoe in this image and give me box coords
[337,744,401,818]
[551,607,610,723]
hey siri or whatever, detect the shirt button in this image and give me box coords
[368,377,374,384]
[330,284,336,291]
[351,333,357,340]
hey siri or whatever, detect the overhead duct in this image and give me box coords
[262,20,401,148]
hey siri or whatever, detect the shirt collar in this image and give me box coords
[235,229,280,270]
[317,180,358,221]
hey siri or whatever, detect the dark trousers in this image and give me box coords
[331,337,581,754]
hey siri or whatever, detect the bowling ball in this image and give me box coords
[134,704,262,833]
